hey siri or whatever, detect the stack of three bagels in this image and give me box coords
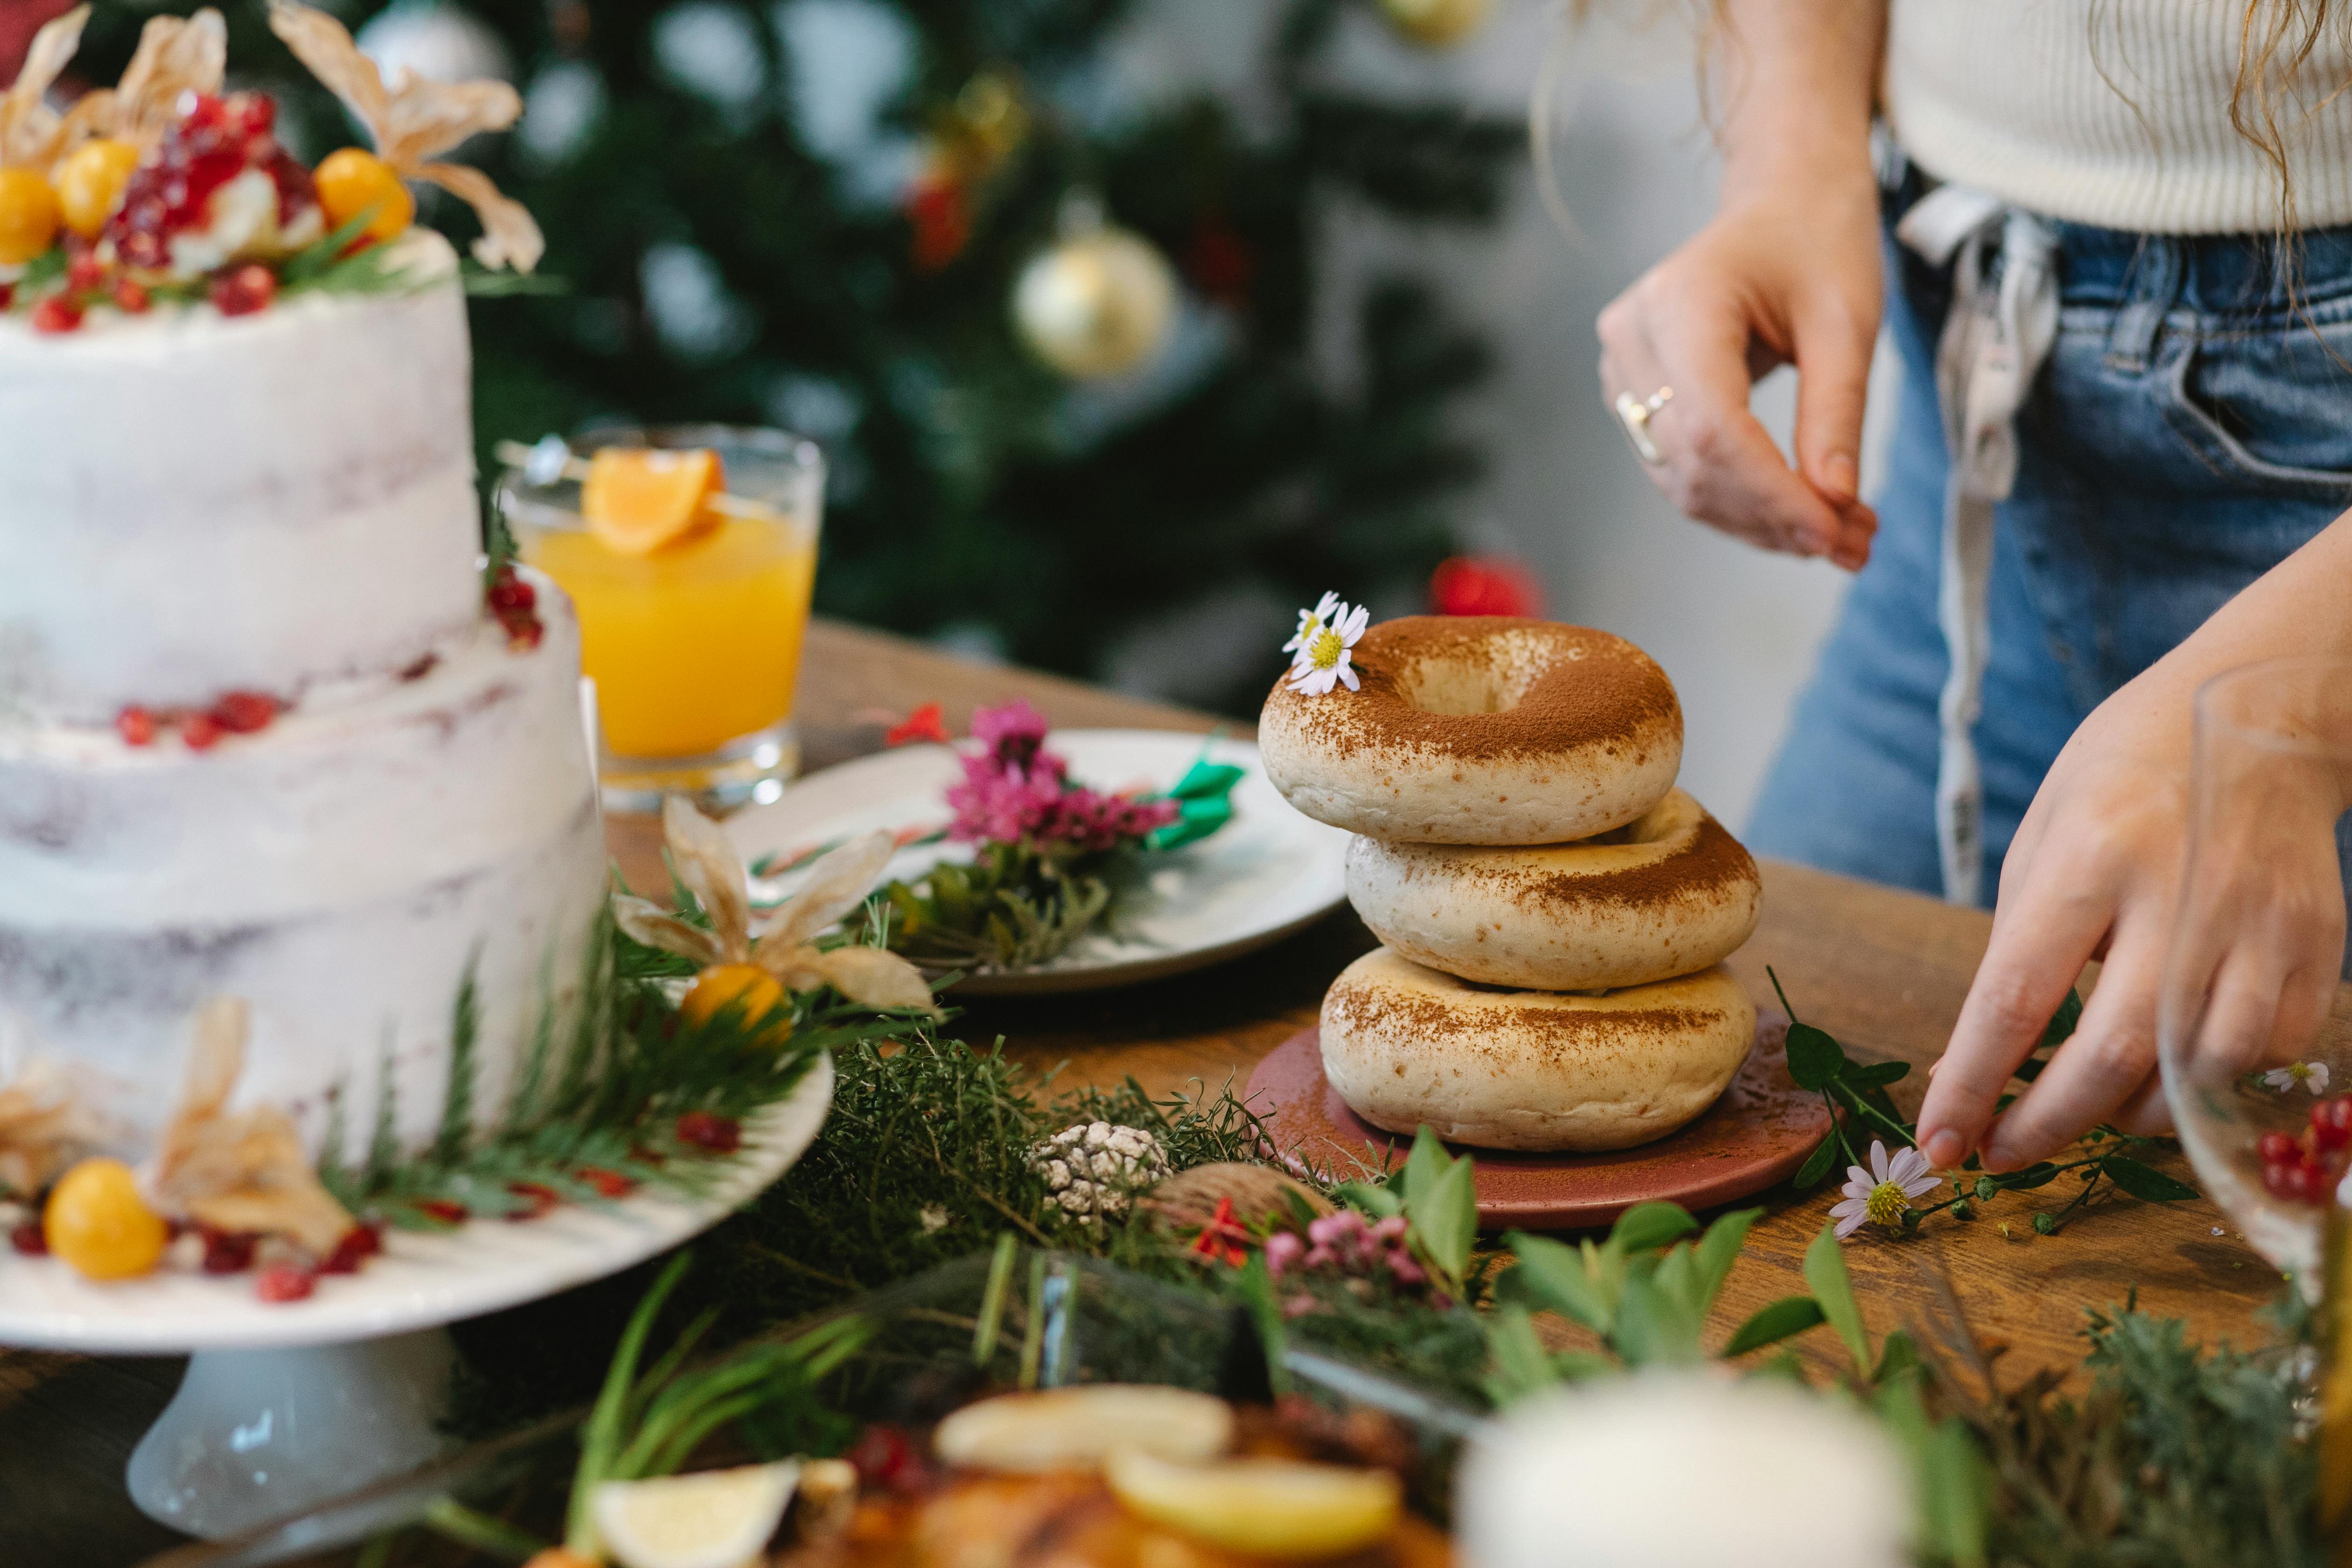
[1261,616,1763,1154]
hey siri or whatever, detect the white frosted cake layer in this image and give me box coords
[0,232,483,722]
[0,576,609,1153]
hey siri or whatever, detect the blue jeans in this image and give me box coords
[1747,176,2352,903]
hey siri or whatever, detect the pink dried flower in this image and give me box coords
[971,700,1050,767]
[1387,1250,1427,1286]
[1264,1230,1305,1275]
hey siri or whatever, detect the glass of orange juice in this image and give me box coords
[497,424,824,812]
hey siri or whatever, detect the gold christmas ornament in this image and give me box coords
[1013,220,1177,380]
[1379,0,1491,48]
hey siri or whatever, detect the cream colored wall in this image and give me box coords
[1107,0,1888,830]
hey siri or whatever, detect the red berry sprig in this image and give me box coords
[485,561,544,651]
[115,691,281,750]
[2256,1093,2352,1204]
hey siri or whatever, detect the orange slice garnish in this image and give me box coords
[581,448,724,555]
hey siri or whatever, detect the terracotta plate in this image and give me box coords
[1244,1014,1829,1230]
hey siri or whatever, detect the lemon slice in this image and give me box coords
[590,1460,800,1568]
[1106,1448,1402,1561]
[933,1386,1232,1472]
[580,447,724,555]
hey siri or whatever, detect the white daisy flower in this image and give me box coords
[1287,599,1370,696]
[2263,1061,2330,1095]
[1283,592,1342,659]
[1827,1140,1941,1239]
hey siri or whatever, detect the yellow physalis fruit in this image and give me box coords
[521,1551,601,1568]
[44,1158,169,1282]
[1105,1449,1402,1561]
[0,168,62,267]
[581,447,724,556]
[678,962,792,1050]
[52,139,141,240]
[314,147,415,245]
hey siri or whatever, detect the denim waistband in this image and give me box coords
[1887,161,2352,321]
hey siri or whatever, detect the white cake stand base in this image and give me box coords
[0,1057,833,1543]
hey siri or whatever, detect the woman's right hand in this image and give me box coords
[1596,171,1886,570]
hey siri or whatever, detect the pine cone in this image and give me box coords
[1029,1121,1171,1225]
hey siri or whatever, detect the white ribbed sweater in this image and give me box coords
[1883,0,2352,233]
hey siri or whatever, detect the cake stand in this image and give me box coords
[0,1055,833,1543]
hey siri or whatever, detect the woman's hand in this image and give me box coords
[1596,170,1885,570]
[1917,642,2351,1173]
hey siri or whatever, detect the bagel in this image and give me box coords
[1319,948,1755,1152]
[1344,789,1761,991]
[1260,616,1681,845]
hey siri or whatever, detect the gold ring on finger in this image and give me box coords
[1612,385,1673,465]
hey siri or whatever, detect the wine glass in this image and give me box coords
[2158,656,2352,1290]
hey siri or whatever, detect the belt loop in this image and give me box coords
[2106,236,2182,372]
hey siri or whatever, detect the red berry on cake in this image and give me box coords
[210,263,279,318]
[675,1111,742,1153]
[30,296,83,335]
[210,691,280,734]
[112,278,151,315]
[65,251,107,294]
[108,92,322,282]
[181,713,223,750]
[116,706,157,745]
[254,1262,316,1303]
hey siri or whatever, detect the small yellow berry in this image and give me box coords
[0,168,61,267]
[51,138,140,240]
[314,148,414,244]
[679,963,793,1050]
[44,1158,168,1282]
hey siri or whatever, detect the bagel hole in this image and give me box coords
[1401,652,1541,716]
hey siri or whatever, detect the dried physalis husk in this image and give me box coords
[266,0,542,271]
[0,1061,102,1198]
[1142,1162,1333,1236]
[148,997,356,1257]
[0,3,87,170]
[50,8,229,159]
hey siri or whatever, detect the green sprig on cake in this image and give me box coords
[0,0,539,333]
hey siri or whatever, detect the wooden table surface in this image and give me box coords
[1,619,2282,1566]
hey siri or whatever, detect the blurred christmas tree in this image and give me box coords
[67,0,1521,711]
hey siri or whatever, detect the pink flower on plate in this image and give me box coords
[1828,1140,1941,1239]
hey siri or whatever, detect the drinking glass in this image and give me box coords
[2157,655,2352,1287]
[498,425,824,812]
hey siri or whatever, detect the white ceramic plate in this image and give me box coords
[0,1057,831,1354]
[727,730,1349,996]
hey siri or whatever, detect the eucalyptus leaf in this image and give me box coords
[1793,1132,1840,1190]
[1692,1206,1762,1315]
[1403,1127,1452,1214]
[2100,1154,2199,1203]
[1785,1021,1848,1089]
[1802,1222,1872,1371]
[1608,1272,1703,1368]
[1413,1155,1477,1291]
[1610,1201,1700,1255]
[1504,1232,1613,1335]
[1481,1303,1558,1405]
[1721,1295,1827,1357]
[1333,1180,1405,1219]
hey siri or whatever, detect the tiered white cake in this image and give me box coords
[0,233,608,1152]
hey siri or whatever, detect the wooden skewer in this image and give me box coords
[492,439,783,521]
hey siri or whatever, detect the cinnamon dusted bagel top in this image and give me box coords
[1260,616,1683,845]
